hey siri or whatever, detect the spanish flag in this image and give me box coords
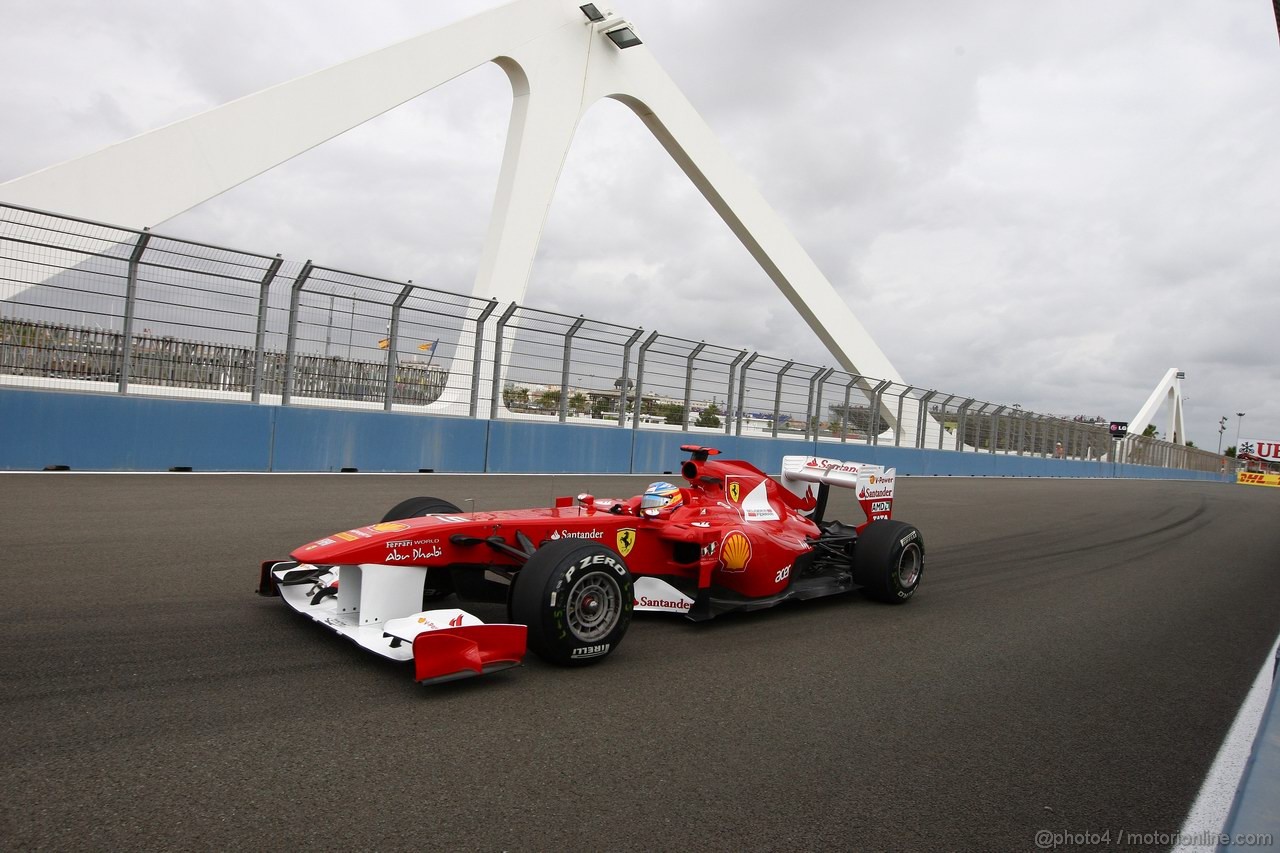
[377,338,390,350]
[418,341,435,353]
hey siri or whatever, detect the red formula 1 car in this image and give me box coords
[258,446,924,684]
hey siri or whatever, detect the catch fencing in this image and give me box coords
[0,203,1223,473]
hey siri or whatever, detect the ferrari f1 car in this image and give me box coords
[258,446,924,684]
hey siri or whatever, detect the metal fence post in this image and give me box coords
[559,317,586,422]
[736,352,760,436]
[724,350,747,436]
[631,331,660,431]
[117,229,151,394]
[489,302,519,420]
[468,299,498,418]
[682,342,707,431]
[807,368,834,441]
[840,376,860,444]
[281,260,313,406]
[384,283,414,411]
[894,385,915,447]
[771,361,794,438]
[955,398,975,451]
[868,381,892,446]
[616,328,643,426]
[916,391,937,449]
[251,255,282,404]
[934,394,955,449]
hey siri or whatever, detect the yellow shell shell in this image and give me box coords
[720,531,751,571]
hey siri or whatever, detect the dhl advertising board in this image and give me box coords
[1237,471,1280,488]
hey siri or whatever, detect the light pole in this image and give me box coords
[1234,412,1246,454]
[1217,416,1227,454]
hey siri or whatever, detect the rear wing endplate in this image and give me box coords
[780,456,896,525]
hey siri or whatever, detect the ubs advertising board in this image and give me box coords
[1236,438,1280,465]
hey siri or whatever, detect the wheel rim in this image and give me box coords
[897,543,922,588]
[566,572,622,642]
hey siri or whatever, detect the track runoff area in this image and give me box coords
[2,471,1278,851]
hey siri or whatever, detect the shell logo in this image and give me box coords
[371,522,410,533]
[719,531,751,572]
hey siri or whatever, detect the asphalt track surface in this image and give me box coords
[3,473,1279,852]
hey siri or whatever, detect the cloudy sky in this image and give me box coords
[2,0,1277,449]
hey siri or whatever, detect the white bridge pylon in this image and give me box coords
[0,0,908,425]
[1128,368,1187,446]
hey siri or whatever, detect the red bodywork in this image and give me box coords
[287,453,866,601]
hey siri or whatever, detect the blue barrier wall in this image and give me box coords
[486,420,634,473]
[271,406,488,472]
[0,390,274,471]
[0,387,1229,480]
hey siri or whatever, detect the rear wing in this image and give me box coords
[780,456,896,525]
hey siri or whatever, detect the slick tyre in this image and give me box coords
[380,496,462,603]
[852,520,924,604]
[380,497,461,522]
[511,539,633,667]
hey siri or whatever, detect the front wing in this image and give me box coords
[260,561,527,684]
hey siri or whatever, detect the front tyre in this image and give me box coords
[852,520,924,604]
[380,496,462,603]
[511,539,633,666]
[380,496,461,523]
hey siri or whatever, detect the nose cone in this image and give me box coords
[290,520,423,564]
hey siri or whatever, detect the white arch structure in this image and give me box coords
[1,0,904,417]
[1129,368,1187,445]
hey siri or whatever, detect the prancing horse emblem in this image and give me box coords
[616,528,637,557]
[728,481,741,503]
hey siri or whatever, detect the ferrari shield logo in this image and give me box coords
[728,481,741,503]
[616,528,637,557]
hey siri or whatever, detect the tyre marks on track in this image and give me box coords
[929,496,1211,596]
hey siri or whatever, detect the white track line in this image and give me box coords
[1173,633,1280,851]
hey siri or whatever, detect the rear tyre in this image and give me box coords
[511,539,633,666]
[852,520,924,604]
[380,496,462,603]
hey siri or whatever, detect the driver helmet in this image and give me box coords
[640,481,683,517]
